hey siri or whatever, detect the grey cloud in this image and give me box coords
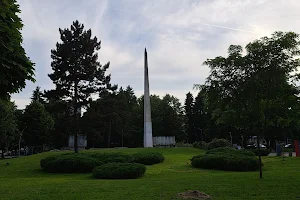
[12,0,300,109]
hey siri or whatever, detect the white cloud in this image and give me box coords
[12,0,300,109]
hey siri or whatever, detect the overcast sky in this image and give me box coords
[12,0,300,109]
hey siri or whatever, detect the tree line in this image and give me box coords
[1,1,300,156]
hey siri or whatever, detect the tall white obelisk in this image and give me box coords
[144,48,153,147]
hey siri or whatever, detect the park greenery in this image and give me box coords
[2,30,300,155]
[1,148,300,199]
[40,151,164,175]
[191,147,260,171]
[0,0,35,99]
[1,1,300,157]
[1,1,300,198]
[92,163,146,179]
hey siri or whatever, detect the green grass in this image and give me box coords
[0,148,300,200]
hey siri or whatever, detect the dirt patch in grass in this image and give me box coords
[178,190,211,200]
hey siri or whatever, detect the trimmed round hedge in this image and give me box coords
[132,152,164,165]
[206,147,255,157]
[191,154,259,171]
[207,138,231,150]
[92,163,146,179]
[40,154,102,173]
[193,141,208,150]
[191,147,260,171]
[83,152,134,164]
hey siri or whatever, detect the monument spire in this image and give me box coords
[144,48,153,147]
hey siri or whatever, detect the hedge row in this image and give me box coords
[193,141,208,150]
[132,152,164,165]
[40,154,102,173]
[93,163,146,179]
[82,152,134,164]
[191,147,260,171]
[206,147,255,157]
[40,151,165,178]
[193,139,231,150]
[191,154,259,171]
[207,139,231,150]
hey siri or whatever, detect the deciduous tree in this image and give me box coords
[0,0,35,99]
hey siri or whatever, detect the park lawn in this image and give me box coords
[0,148,299,200]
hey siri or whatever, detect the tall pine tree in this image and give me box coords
[47,20,116,152]
[193,91,206,141]
[184,92,194,143]
[31,86,45,104]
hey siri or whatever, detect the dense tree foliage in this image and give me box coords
[31,86,45,104]
[0,100,17,158]
[82,90,185,148]
[199,31,300,177]
[47,20,116,152]
[0,0,35,99]
[22,101,54,149]
[45,99,73,148]
[2,10,300,168]
[184,92,194,143]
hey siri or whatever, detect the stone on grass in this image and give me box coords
[178,190,211,200]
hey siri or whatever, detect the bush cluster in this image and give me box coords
[132,152,164,165]
[191,154,259,171]
[191,147,260,171]
[83,152,134,164]
[176,141,193,147]
[193,141,208,150]
[206,147,255,157]
[92,163,146,179]
[41,151,164,177]
[207,138,231,150]
[40,153,101,173]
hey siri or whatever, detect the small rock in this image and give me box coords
[178,190,211,200]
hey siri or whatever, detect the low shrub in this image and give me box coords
[132,152,164,165]
[206,147,255,157]
[40,155,58,170]
[191,154,259,171]
[83,152,134,164]
[207,138,231,150]
[191,147,260,171]
[176,141,193,147]
[249,149,270,156]
[40,153,102,173]
[92,163,146,179]
[193,141,208,150]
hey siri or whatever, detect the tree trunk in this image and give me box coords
[256,135,263,178]
[19,128,24,157]
[107,117,111,148]
[19,136,21,157]
[1,142,5,159]
[74,81,79,153]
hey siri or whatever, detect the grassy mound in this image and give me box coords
[92,163,146,179]
[132,152,164,165]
